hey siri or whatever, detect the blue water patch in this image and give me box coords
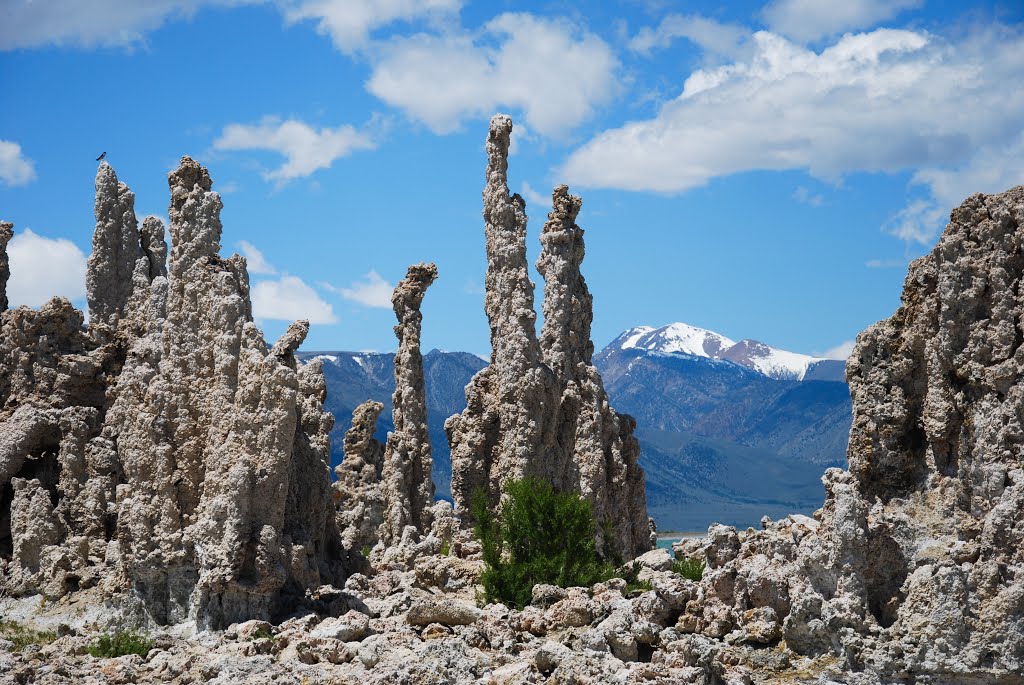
[656,537,681,551]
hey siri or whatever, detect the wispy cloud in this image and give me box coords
[630,13,751,60]
[282,0,462,54]
[793,186,824,207]
[322,270,395,308]
[0,0,259,51]
[7,228,87,307]
[0,141,37,186]
[236,239,277,275]
[819,339,856,360]
[762,0,923,43]
[251,275,337,324]
[212,116,377,183]
[865,258,905,269]
[520,181,550,210]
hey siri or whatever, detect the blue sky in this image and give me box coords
[1,0,1022,359]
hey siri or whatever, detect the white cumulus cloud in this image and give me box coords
[7,229,87,307]
[366,12,619,137]
[250,275,337,324]
[323,271,394,308]
[562,25,1024,219]
[236,239,277,275]
[282,0,462,54]
[762,0,923,43]
[213,117,377,183]
[0,141,37,186]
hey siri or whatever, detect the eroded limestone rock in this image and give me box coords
[334,401,386,564]
[447,116,649,560]
[380,263,437,546]
[1,158,343,629]
[87,162,145,327]
[674,186,1024,680]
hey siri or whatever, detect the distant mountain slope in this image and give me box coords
[303,323,852,531]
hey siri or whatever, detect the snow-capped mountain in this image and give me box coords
[611,323,845,382]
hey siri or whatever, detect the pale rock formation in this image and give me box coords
[0,220,11,312]
[380,262,437,545]
[109,157,341,628]
[447,115,560,514]
[334,401,386,561]
[0,296,118,597]
[667,185,1024,681]
[536,184,649,558]
[447,116,649,560]
[87,162,145,327]
[1,158,343,629]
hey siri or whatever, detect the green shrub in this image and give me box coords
[87,629,154,658]
[672,556,706,581]
[0,620,56,651]
[439,539,451,556]
[472,477,622,609]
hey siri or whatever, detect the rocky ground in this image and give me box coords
[2,530,874,685]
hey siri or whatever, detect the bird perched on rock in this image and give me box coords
[96,151,106,161]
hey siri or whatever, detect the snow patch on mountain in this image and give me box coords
[612,323,833,381]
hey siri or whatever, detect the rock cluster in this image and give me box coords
[447,115,650,559]
[0,159,342,629]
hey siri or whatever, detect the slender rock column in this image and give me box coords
[0,221,11,313]
[381,263,437,544]
[447,115,558,514]
[88,162,144,326]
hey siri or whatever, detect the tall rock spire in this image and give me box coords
[87,162,144,326]
[447,115,559,512]
[381,262,438,544]
[0,221,12,313]
[448,116,650,559]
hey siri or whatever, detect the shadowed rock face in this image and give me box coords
[380,263,438,546]
[447,116,650,560]
[0,158,343,629]
[0,221,11,313]
[334,400,386,567]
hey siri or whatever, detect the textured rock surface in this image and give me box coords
[447,116,649,559]
[334,400,386,563]
[0,220,11,312]
[1,159,343,629]
[536,184,650,557]
[87,162,145,327]
[380,263,438,546]
[447,115,559,516]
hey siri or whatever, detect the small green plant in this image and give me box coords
[87,629,154,658]
[360,545,371,558]
[620,561,654,596]
[439,539,451,556]
[252,626,277,642]
[0,620,56,651]
[472,477,622,609]
[672,557,706,581]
